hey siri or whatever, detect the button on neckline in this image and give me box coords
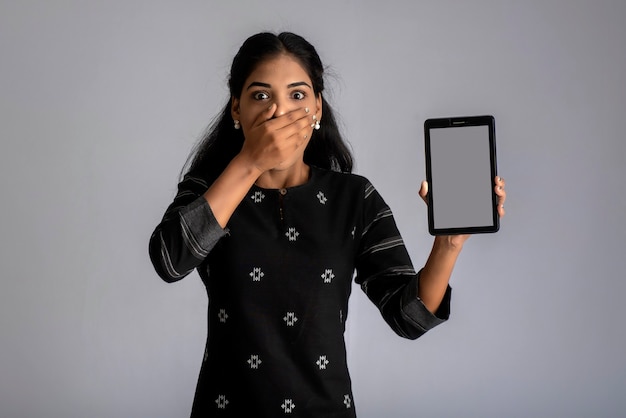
[279,188,287,196]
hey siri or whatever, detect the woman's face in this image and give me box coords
[231,53,322,132]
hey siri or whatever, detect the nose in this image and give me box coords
[272,98,291,117]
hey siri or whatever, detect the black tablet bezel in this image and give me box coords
[424,115,499,235]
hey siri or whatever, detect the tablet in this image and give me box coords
[424,115,499,235]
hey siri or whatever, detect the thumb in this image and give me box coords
[265,103,277,119]
[418,180,428,204]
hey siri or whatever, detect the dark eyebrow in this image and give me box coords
[246,82,271,90]
[246,81,312,90]
[287,81,312,89]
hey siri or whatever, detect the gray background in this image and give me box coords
[1,1,625,417]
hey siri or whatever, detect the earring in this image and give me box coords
[314,120,321,130]
[234,119,241,130]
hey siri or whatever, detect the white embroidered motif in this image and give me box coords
[283,312,298,327]
[249,267,265,282]
[321,269,335,284]
[281,399,296,413]
[247,354,262,369]
[344,394,352,409]
[316,355,329,370]
[316,191,327,204]
[215,395,229,409]
[218,309,228,323]
[251,191,265,203]
[285,227,300,241]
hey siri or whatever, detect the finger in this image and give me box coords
[274,108,316,135]
[495,191,506,212]
[494,178,506,205]
[261,106,311,132]
[494,180,506,217]
[495,174,506,192]
[288,120,314,151]
[250,103,278,128]
[278,111,317,145]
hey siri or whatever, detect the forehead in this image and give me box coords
[246,54,311,85]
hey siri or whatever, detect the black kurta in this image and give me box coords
[149,166,451,417]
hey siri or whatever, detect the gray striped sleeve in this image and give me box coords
[179,195,227,257]
[362,207,393,237]
[359,236,406,257]
[355,178,451,339]
[158,232,193,279]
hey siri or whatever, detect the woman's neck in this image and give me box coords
[255,163,311,189]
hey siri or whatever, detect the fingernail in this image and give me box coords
[312,114,317,120]
[305,107,310,113]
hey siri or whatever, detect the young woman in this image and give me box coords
[149,31,506,417]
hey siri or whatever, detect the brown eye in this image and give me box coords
[253,91,270,100]
[292,91,306,100]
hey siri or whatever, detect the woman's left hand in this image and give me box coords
[418,176,507,248]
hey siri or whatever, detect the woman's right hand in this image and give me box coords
[203,105,315,228]
[238,104,315,174]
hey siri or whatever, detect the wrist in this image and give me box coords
[230,153,263,182]
[433,235,464,253]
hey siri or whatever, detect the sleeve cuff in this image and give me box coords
[400,272,451,332]
[179,196,227,256]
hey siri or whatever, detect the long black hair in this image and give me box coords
[182,32,353,183]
